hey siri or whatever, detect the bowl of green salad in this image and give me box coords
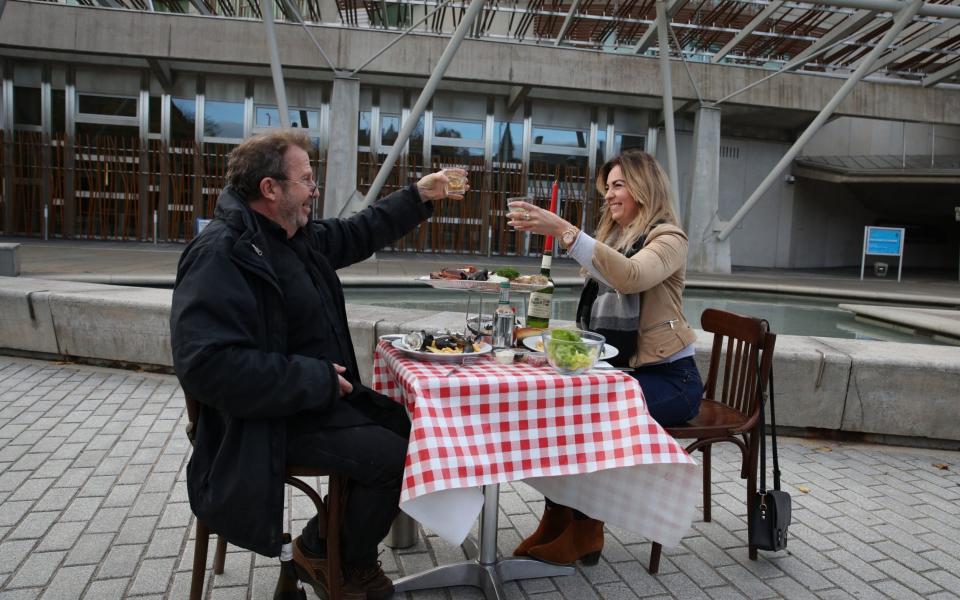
[543,328,605,375]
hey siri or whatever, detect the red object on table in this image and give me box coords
[544,181,559,250]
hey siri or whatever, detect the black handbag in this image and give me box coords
[748,354,791,552]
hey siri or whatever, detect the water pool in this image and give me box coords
[343,286,952,345]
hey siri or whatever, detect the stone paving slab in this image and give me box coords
[1,356,959,599]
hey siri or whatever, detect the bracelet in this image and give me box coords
[560,226,581,250]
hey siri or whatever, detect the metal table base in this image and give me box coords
[394,484,575,599]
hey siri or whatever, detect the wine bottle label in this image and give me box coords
[541,254,552,270]
[527,291,553,319]
[280,542,293,561]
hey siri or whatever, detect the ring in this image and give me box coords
[524,213,530,221]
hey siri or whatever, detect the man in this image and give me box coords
[170,129,465,599]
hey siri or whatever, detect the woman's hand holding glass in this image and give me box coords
[507,198,570,239]
[416,168,469,202]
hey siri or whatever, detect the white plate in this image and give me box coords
[415,276,551,294]
[521,335,619,360]
[392,338,493,363]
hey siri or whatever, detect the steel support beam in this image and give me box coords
[261,0,290,127]
[716,0,925,242]
[922,57,960,86]
[781,9,878,71]
[655,0,680,206]
[188,0,211,16]
[632,0,684,54]
[868,19,960,74]
[554,0,582,46]
[712,1,784,63]
[362,0,487,206]
[349,0,453,76]
[816,0,960,20]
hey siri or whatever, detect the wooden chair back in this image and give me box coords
[701,308,776,431]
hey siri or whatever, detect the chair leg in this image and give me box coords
[191,519,210,600]
[648,542,662,574]
[327,475,345,600]
[746,451,758,561]
[702,445,712,522]
[213,535,227,574]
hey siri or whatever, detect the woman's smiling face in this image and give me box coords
[604,165,640,226]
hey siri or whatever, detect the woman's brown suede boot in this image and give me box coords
[512,505,573,557]
[527,518,604,566]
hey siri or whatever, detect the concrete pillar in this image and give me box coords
[685,105,731,274]
[323,75,361,218]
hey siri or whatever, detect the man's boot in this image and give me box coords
[512,504,573,557]
[291,536,366,599]
[527,518,604,566]
[343,561,394,600]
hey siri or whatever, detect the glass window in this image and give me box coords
[204,100,244,139]
[75,123,139,141]
[409,116,424,154]
[616,133,645,154]
[532,126,588,148]
[381,114,400,146]
[494,122,522,162]
[529,152,589,176]
[256,106,319,129]
[78,94,137,117]
[434,118,483,141]
[149,97,162,134]
[358,111,371,147]
[171,97,197,143]
[52,90,65,135]
[596,128,607,165]
[14,86,41,126]
[433,145,483,159]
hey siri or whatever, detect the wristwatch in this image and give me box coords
[560,226,580,250]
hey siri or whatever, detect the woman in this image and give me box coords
[506,150,703,566]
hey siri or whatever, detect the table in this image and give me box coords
[372,339,700,598]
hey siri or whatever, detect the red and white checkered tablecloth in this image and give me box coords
[373,339,701,548]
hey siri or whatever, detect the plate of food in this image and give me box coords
[392,332,493,363]
[417,265,555,293]
[521,334,619,360]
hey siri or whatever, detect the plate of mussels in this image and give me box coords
[392,331,492,363]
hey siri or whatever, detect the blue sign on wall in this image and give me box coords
[865,227,903,256]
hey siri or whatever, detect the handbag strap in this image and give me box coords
[756,320,779,493]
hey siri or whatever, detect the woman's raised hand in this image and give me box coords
[507,199,569,239]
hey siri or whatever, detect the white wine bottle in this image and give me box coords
[526,236,554,329]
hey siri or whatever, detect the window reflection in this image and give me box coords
[409,116,424,154]
[149,97,162,134]
[494,122,522,162]
[616,133,645,154]
[171,98,197,144]
[532,126,588,148]
[78,94,137,117]
[434,145,483,159]
[434,118,483,141]
[358,111,371,147]
[381,114,400,146]
[204,100,244,139]
[256,106,318,129]
[52,90,65,135]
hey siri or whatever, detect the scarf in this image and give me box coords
[575,222,664,368]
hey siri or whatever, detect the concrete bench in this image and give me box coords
[0,243,20,277]
[1,276,958,445]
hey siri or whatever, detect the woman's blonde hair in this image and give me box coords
[594,150,679,252]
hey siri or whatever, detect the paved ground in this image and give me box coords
[2,355,959,600]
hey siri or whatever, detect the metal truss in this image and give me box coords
[29,0,960,86]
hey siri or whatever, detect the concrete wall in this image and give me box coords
[2,276,958,446]
[787,179,879,268]
[3,1,960,125]
[803,117,960,157]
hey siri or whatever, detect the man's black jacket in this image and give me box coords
[170,184,431,556]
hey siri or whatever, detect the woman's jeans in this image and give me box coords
[629,356,703,427]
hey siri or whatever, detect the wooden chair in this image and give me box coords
[648,308,777,574]
[183,394,348,600]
